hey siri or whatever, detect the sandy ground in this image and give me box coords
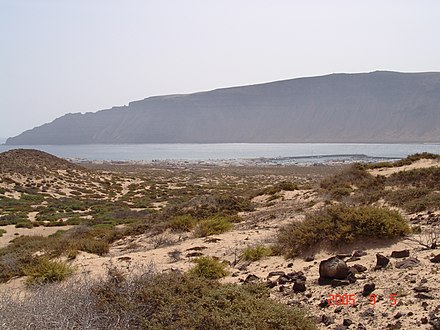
[369,158,440,177]
[0,225,74,248]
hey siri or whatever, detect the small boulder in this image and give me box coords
[292,281,306,292]
[430,254,440,263]
[374,253,390,270]
[352,250,367,258]
[267,271,286,278]
[244,274,259,283]
[362,283,376,297]
[395,257,419,269]
[352,264,367,273]
[319,256,349,280]
[391,250,410,258]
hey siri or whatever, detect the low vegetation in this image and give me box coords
[276,205,411,258]
[23,257,74,285]
[0,269,317,329]
[193,215,234,237]
[189,256,229,279]
[241,244,272,261]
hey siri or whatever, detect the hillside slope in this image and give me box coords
[6,71,440,145]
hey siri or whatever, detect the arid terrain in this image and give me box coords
[0,149,439,330]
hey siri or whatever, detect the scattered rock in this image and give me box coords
[334,306,343,313]
[321,314,335,326]
[413,286,431,293]
[265,280,277,288]
[374,253,390,270]
[362,283,376,297]
[394,312,403,319]
[117,256,131,261]
[391,250,410,258]
[243,274,259,284]
[238,261,251,271]
[287,262,294,267]
[267,271,285,278]
[357,323,367,330]
[346,257,361,262]
[421,317,428,324]
[292,281,306,293]
[319,257,349,282]
[304,256,314,262]
[352,264,367,273]
[430,254,440,263]
[319,299,330,308]
[343,318,353,326]
[395,257,420,269]
[415,293,434,300]
[277,275,290,285]
[186,246,208,251]
[352,250,367,258]
[360,308,375,319]
[287,271,306,282]
[203,237,221,243]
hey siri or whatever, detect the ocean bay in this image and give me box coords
[1,143,439,163]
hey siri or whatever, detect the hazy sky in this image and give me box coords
[1,0,440,138]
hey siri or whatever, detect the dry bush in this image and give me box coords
[276,205,411,258]
[0,267,317,330]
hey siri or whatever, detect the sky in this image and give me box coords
[1,0,440,138]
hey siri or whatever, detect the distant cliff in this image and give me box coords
[6,71,440,145]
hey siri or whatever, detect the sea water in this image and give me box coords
[0,143,439,163]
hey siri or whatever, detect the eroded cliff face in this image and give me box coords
[6,71,440,145]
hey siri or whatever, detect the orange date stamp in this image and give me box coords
[328,293,397,306]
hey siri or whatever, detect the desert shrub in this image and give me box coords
[170,214,198,232]
[23,257,74,285]
[385,188,440,213]
[387,167,440,189]
[15,221,34,229]
[0,270,317,329]
[254,181,299,197]
[320,163,385,202]
[0,228,5,237]
[241,244,272,261]
[176,193,253,219]
[189,256,229,279]
[194,215,233,237]
[366,153,440,169]
[276,205,410,258]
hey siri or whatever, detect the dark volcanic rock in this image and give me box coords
[267,271,286,278]
[292,281,307,293]
[243,274,259,283]
[374,253,390,270]
[431,254,440,263]
[391,250,410,258]
[352,250,368,258]
[352,264,367,273]
[362,283,376,297]
[319,257,349,280]
[395,257,420,269]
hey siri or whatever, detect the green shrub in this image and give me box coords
[254,181,299,196]
[189,256,229,279]
[90,271,317,330]
[320,163,384,202]
[170,214,198,232]
[23,258,74,285]
[194,215,233,237]
[241,245,272,261]
[0,228,5,237]
[277,205,410,258]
